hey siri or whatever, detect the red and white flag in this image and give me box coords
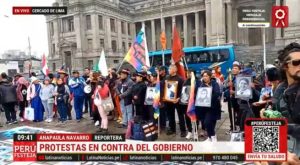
[42,54,49,76]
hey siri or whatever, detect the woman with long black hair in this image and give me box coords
[195,70,221,142]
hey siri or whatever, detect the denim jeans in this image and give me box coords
[120,99,133,126]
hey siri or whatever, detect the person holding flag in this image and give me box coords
[116,69,134,128]
[186,70,198,141]
[195,70,221,142]
[181,69,196,139]
[158,66,168,130]
[223,62,241,133]
[162,25,186,137]
[163,64,185,137]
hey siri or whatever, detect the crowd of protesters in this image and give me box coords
[0,42,299,149]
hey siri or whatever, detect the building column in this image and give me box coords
[210,0,226,45]
[105,16,112,51]
[151,20,156,50]
[46,22,52,58]
[183,14,188,47]
[172,16,176,35]
[74,14,84,53]
[227,1,233,43]
[161,17,165,31]
[205,0,212,45]
[232,1,238,43]
[131,23,136,39]
[92,14,100,51]
[199,13,205,46]
[195,12,200,46]
[125,22,129,50]
[117,20,122,53]
[53,19,60,58]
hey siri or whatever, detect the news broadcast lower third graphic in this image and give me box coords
[13,133,245,162]
[11,127,287,162]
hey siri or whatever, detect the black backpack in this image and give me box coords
[0,84,17,104]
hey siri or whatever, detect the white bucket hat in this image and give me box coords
[30,76,39,83]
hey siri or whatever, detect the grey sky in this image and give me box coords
[0,0,55,57]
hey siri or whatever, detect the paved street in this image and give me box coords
[0,102,232,141]
[0,102,246,165]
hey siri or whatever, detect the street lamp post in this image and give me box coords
[28,36,32,77]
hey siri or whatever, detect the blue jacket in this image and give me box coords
[69,77,85,97]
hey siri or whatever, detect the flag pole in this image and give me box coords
[182,57,188,70]
[160,1,165,66]
[162,50,165,66]
[195,121,198,141]
[28,37,32,77]
[158,116,160,136]
[116,58,126,73]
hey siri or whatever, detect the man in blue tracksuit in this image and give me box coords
[69,70,86,122]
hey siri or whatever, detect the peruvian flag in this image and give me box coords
[172,26,186,80]
[42,54,49,76]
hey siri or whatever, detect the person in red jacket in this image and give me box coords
[214,66,225,83]
[93,80,110,134]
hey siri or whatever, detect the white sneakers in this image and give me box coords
[20,118,24,122]
[204,137,212,142]
[95,120,100,126]
[45,119,52,123]
[204,136,217,142]
[211,136,217,142]
[185,132,193,139]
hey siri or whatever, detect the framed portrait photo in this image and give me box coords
[163,80,178,102]
[145,87,155,105]
[259,87,273,102]
[195,87,212,107]
[180,86,191,104]
[235,76,253,99]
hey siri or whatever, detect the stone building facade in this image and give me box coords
[46,0,300,72]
